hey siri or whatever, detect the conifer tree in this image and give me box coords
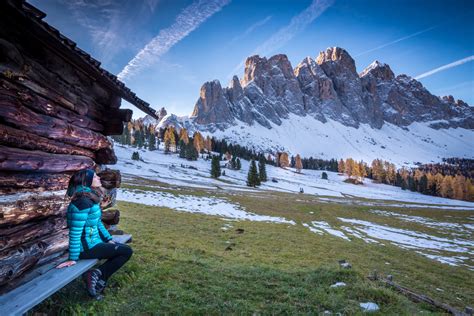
[385,162,396,185]
[434,173,444,196]
[179,128,190,145]
[279,152,289,168]
[295,154,303,173]
[164,127,176,153]
[345,158,354,179]
[125,122,133,145]
[359,161,368,179]
[352,162,361,181]
[132,130,140,147]
[230,156,237,169]
[179,140,186,158]
[236,158,242,170]
[290,156,296,168]
[148,133,156,151]
[338,159,345,173]
[247,160,260,187]
[419,174,428,194]
[205,135,212,152]
[193,131,205,153]
[408,175,416,191]
[211,155,221,178]
[258,158,267,182]
[267,154,273,165]
[440,175,454,198]
[185,142,198,160]
[453,175,466,200]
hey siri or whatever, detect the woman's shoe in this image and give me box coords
[82,268,102,297]
[95,278,107,294]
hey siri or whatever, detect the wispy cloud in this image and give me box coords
[355,25,438,57]
[61,0,157,65]
[415,55,474,80]
[227,0,334,79]
[228,15,272,45]
[118,0,231,81]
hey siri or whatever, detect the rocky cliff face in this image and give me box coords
[186,47,473,131]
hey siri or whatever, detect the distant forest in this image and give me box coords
[112,121,473,202]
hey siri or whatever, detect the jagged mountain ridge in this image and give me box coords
[143,47,473,165]
[186,47,472,131]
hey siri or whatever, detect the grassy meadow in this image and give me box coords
[30,179,473,315]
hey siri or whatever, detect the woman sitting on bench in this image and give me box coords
[56,169,133,299]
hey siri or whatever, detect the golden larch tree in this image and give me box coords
[295,154,303,173]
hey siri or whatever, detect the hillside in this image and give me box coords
[31,143,474,314]
[148,47,474,166]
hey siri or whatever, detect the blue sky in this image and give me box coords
[30,0,474,118]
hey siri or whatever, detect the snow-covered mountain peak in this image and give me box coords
[148,46,472,165]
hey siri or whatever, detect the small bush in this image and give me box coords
[131,152,140,161]
[322,172,328,180]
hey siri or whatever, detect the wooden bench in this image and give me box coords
[0,234,132,316]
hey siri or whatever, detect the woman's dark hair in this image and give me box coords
[66,169,95,197]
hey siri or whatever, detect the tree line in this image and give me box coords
[113,121,472,201]
[337,157,474,201]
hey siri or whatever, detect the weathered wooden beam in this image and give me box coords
[109,94,121,109]
[95,147,117,165]
[103,119,124,136]
[0,146,95,173]
[0,172,72,193]
[0,124,95,159]
[101,209,120,225]
[0,78,104,132]
[109,108,132,122]
[0,216,66,252]
[40,230,69,259]
[0,229,69,287]
[0,239,46,286]
[0,194,67,227]
[97,169,121,189]
[15,75,107,122]
[0,93,112,150]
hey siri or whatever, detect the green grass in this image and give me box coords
[30,185,473,315]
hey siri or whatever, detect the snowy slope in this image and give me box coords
[154,113,474,167]
[109,144,474,209]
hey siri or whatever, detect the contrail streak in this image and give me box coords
[415,55,474,80]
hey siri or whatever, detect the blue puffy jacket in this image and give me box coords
[66,185,112,261]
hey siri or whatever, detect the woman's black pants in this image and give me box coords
[79,242,133,281]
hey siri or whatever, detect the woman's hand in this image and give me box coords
[56,260,76,269]
[100,196,110,208]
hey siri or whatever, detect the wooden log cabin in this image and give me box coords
[0,0,158,294]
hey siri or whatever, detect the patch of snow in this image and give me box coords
[117,188,295,225]
[330,282,346,288]
[359,302,379,312]
[370,210,473,232]
[338,217,474,267]
[305,221,350,241]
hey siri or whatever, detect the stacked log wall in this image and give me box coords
[0,9,129,290]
